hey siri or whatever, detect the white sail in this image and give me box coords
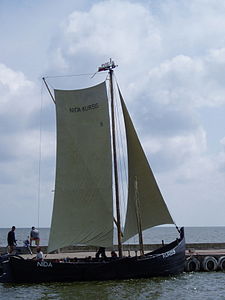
[119,89,174,242]
[48,82,113,253]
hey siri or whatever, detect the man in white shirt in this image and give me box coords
[36,247,44,261]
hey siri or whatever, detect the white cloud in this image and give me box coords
[220,137,225,146]
[0,63,37,115]
[48,0,161,79]
[207,48,225,64]
[64,0,160,59]
[0,63,33,92]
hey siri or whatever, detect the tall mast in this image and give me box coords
[98,59,123,257]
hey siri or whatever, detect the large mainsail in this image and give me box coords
[48,82,113,253]
[119,89,174,242]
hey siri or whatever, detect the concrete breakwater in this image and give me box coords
[185,244,225,272]
[2,242,225,254]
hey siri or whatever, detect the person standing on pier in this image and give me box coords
[30,226,40,246]
[7,226,16,253]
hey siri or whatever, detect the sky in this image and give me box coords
[0,0,225,229]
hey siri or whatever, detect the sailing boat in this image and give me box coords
[0,60,185,283]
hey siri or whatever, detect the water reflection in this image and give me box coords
[0,273,224,300]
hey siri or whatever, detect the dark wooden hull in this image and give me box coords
[0,229,185,283]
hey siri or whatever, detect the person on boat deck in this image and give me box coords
[30,226,40,246]
[95,247,107,259]
[36,247,44,261]
[111,251,118,258]
[111,251,117,258]
[23,236,32,255]
[7,226,16,253]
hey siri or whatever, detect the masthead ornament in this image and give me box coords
[98,58,118,72]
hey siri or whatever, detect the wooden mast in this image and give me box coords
[109,67,123,258]
[98,59,123,257]
[134,176,144,256]
[42,77,55,103]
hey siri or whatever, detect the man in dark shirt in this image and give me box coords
[7,226,16,253]
[30,226,40,246]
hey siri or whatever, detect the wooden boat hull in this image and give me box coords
[0,230,185,283]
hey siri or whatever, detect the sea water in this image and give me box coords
[0,227,224,300]
[1,226,225,247]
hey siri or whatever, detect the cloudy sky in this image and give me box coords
[0,0,225,229]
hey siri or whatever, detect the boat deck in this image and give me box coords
[1,243,225,259]
[1,243,225,257]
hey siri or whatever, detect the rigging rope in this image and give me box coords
[43,72,104,96]
[37,82,44,229]
[44,73,94,79]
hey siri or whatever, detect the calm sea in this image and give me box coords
[0,227,224,300]
[1,226,225,247]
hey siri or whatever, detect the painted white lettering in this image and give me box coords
[162,249,176,259]
[37,261,53,267]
